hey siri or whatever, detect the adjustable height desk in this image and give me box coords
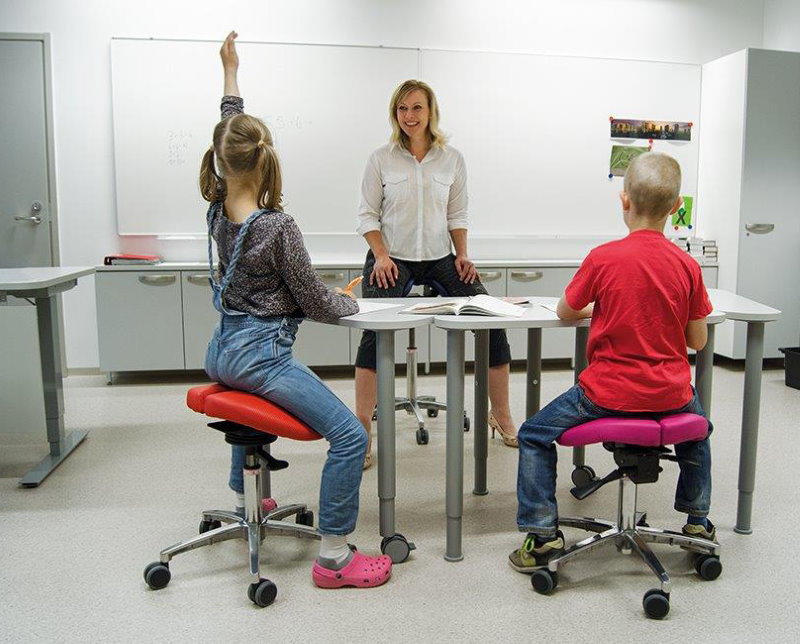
[0,267,95,487]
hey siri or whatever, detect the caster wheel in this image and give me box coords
[296,509,315,527]
[643,589,670,619]
[695,555,722,581]
[571,465,597,488]
[143,562,171,590]
[416,428,429,445]
[531,569,558,594]
[248,578,277,607]
[463,413,470,432]
[427,409,439,418]
[199,519,222,534]
[381,534,415,563]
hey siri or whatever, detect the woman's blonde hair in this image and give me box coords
[199,113,283,211]
[389,80,448,149]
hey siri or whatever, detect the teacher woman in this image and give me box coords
[354,79,517,469]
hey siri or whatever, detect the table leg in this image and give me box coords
[445,328,465,562]
[735,321,765,535]
[473,330,489,496]
[572,326,589,469]
[695,324,715,416]
[19,294,88,487]
[525,328,542,418]
[376,330,397,538]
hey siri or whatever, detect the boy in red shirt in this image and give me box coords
[510,152,715,573]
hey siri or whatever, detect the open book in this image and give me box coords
[401,294,525,317]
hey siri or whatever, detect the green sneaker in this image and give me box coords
[508,531,565,573]
[682,519,717,541]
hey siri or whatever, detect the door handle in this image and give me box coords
[744,223,774,234]
[510,271,544,281]
[477,270,502,281]
[138,274,177,286]
[317,271,345,282]
[14,215,42,224]
[186,274,209,285]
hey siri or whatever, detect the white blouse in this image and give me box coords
[356,143,469,262]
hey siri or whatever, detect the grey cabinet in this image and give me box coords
[182,271,218,370]
[96,270,185,371]
[293,269,352,367]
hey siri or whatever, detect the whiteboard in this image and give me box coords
[111,39,700,237]
[111,39,418,235]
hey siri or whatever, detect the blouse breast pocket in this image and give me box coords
[382,172,410,206]
[432,173,454,207]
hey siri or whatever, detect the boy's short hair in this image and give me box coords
[624,152,681,218]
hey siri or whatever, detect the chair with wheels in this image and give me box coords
[143,384,322,607]
[372,278,469,445]
[530,413,722,619]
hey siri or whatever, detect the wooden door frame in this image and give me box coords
[1,32,60,265]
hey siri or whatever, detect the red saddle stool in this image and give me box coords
[529,413,722,620]
[143,384,322,607]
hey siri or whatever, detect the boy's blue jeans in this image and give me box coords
[205,313,367,536]
[517,384,712,538]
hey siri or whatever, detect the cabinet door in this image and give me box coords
[182,271,220,370]
[701,266,718,288]
[428,267,507,364]
[96,271,184,371]
[293,269,352,367]
[507,267,577,360]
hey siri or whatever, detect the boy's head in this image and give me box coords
[622,152,682,221]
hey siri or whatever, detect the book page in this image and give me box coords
[355,300,405,314]
[459,294,525,317]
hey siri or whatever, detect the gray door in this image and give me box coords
[0,36,55,268]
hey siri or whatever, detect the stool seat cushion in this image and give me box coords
[557,413,708,447]
[187,384,322,442]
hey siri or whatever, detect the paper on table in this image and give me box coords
[355,300,403,314]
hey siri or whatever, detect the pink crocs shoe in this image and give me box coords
[312,550,393,589]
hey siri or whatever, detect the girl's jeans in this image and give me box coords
[517,384,712,538]
[205,313,367,535]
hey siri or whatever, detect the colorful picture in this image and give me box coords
[609,145,649,177]
[611,118,692,141]
[672,195,694,229]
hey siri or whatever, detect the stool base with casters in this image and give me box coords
[530,413,722,619]
[143,385,321,607]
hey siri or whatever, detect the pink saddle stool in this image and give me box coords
[143,384,322,607]
[530,413,722,619]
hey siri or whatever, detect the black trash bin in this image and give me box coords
[779,347,800,390]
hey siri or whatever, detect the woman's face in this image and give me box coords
[396,89,430,140]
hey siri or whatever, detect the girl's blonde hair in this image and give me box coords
[389,80,448,149]
[199,113,283,211]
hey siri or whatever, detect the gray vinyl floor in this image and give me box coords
[2,361,799,642]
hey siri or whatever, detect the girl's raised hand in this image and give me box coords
[220,31,239,71]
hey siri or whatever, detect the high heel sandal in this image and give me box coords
[363,434,374,470]
[489,414,518,448]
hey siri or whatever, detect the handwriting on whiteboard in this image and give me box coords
[167,130,193,166]
[262,115,313,130]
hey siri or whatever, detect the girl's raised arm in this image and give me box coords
[220,30,240,97]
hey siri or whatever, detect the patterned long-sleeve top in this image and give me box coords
[210,96,358,323]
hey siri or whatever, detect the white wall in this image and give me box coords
[764,0,800,51]
[0,0,771,369]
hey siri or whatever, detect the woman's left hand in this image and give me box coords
[454,254,478,284]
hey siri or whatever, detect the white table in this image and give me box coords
[336,299,434,562]
[0,267,95,486]
[435,297,726,562]
[707,288,781,534]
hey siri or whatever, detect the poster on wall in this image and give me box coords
[672,195,694,229]
[610,118,692,141]
[609,145,649,177]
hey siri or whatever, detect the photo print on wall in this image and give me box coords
[610,118,691,141]
[609,144,649,177]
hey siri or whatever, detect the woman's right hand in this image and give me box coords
[370,254,399,289]
[220,30,239,72]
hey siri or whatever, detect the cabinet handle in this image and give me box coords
[138,274,177,286]
[478,271,502,281]
[317,271,345,282]
[744,223,775,234]
[510,271,544,281]
[186,274,209,285]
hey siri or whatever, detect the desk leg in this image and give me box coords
[376,330,397,538]
[695,324,715,416]
[445,328,465,562]
[19,294,88,487]
[572,327,589,469]
[473,330,489,496]
[525,328,542,418]
[735,321,765,535]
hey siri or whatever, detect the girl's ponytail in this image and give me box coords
[199,147,226,203]
[257,144,283,212]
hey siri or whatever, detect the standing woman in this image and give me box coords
[354,80,517,468]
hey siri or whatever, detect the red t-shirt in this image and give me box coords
[565,230,712,412]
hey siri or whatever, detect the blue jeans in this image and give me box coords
[517,384,712,537]
[205,313,367,535]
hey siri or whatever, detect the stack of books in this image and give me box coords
[103,254,162,266]
[686,238,718,263]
